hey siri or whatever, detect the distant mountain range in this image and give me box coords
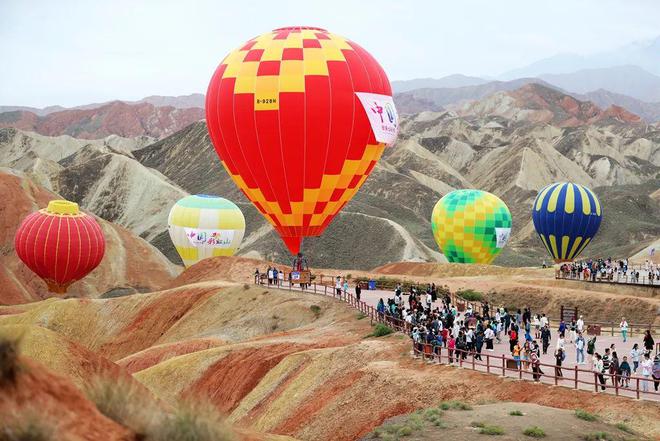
[2,83,658,269]
[0,93,205,116]
[501,35,660,78]
[0,101,204,139]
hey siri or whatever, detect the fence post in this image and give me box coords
[636,378,640,400]
[314,283,317,293]
[610,326,614,337]
[459,351,463,368]
[486,354,490,374]
[594,373,598,392]
[502,355,505,377]
[614,373,619,396]
[519,361,523,380]
[574,365,578,390]
[472,352,475,370]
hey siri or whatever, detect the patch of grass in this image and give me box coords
[523,426,546,438]
[433,420,447,428]
[310,305,322,318]
[614,423,634,434]
[356,312,367,320]
[509,410,524,416]
[382,423,403,434]
[154,402,235,441]
[479,425,505,435]
[575,409,598,422]
[456,289,484,302]
[0,336,20,386]
[582,432,612,441]
[84,375,163,437]
[471,421,486,428]
[397,426,413,437]
[1,415,53,441]
[423,408,442,420]
[366,323,394,338]
[439,400,472,411]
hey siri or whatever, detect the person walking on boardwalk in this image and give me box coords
[630,343,642,373]
[541,325,551,355]
[619,317,628,342]
[593,353,606,391]
[575,331,586,364]
[643,330,655,353]
[641,352,653,393]
[555,348,564,378]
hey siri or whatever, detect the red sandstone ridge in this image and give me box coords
[0,101,204,139]
[461,83,644,127]
[0,170,178,305]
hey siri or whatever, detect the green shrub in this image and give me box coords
[383,424,402,434]
[615,423,634,434]
[433,420,447,428]
[575,409,598,422]
[439,400,472,411]
[397,426,413,437]
[456,289,483,302]
[582,432,612,441]
[471,421,486,428]
[509,410,524,416]
[480,425,505,435]
[406,414,423,431]
[523,426,546,438]
[309,305,321,318]
[371,323,394,337]
[423,408,442,420]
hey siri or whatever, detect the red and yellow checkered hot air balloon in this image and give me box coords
[205,26,398,254]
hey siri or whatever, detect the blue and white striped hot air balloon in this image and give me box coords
[532,182,602,263]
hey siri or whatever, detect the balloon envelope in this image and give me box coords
[431,190,512,264]
[205,26,398,254]
[14,200,105,293]
[532,182,602,263]
[168,195,245,267]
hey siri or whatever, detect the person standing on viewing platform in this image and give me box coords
[575,331,586,364]
[652,354,660,392]
[355,283,361,302]
[619,317,628,342]
[343,279,349,296]
[593,353,606,391]
[335,277,342,297]
[540,313,549,329]
[541,325,551,355]
[278,270,284,287]
[640,352,653,393]
[484,325,495,351]
[555,348,564,378]
[643,330,655,353]
[577,315,585,334]
[619,356,631,387]
[569,319,577,343]
[630,343,642,373]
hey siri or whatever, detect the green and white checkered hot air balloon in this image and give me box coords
[168,195,245,267]
[431,189,512,264]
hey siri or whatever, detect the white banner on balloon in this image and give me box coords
[356,92,399,146]
[183,227,235,248]
[495,227,511,249]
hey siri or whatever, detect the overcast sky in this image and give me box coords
[1,0,658,107]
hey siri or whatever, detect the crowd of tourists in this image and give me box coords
[557,257,659,284]
[371,282,660,394]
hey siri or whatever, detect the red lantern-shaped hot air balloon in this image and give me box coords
[206,26,398,254]
[14,200,105,293]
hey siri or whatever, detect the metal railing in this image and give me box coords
[412,343,660,401]
[255,278,659,401]
[556,271,659,287]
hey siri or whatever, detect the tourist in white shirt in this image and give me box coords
[640,353,653,393]
[619,317,628,342]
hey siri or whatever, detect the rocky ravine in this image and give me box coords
[1,83,659,269]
